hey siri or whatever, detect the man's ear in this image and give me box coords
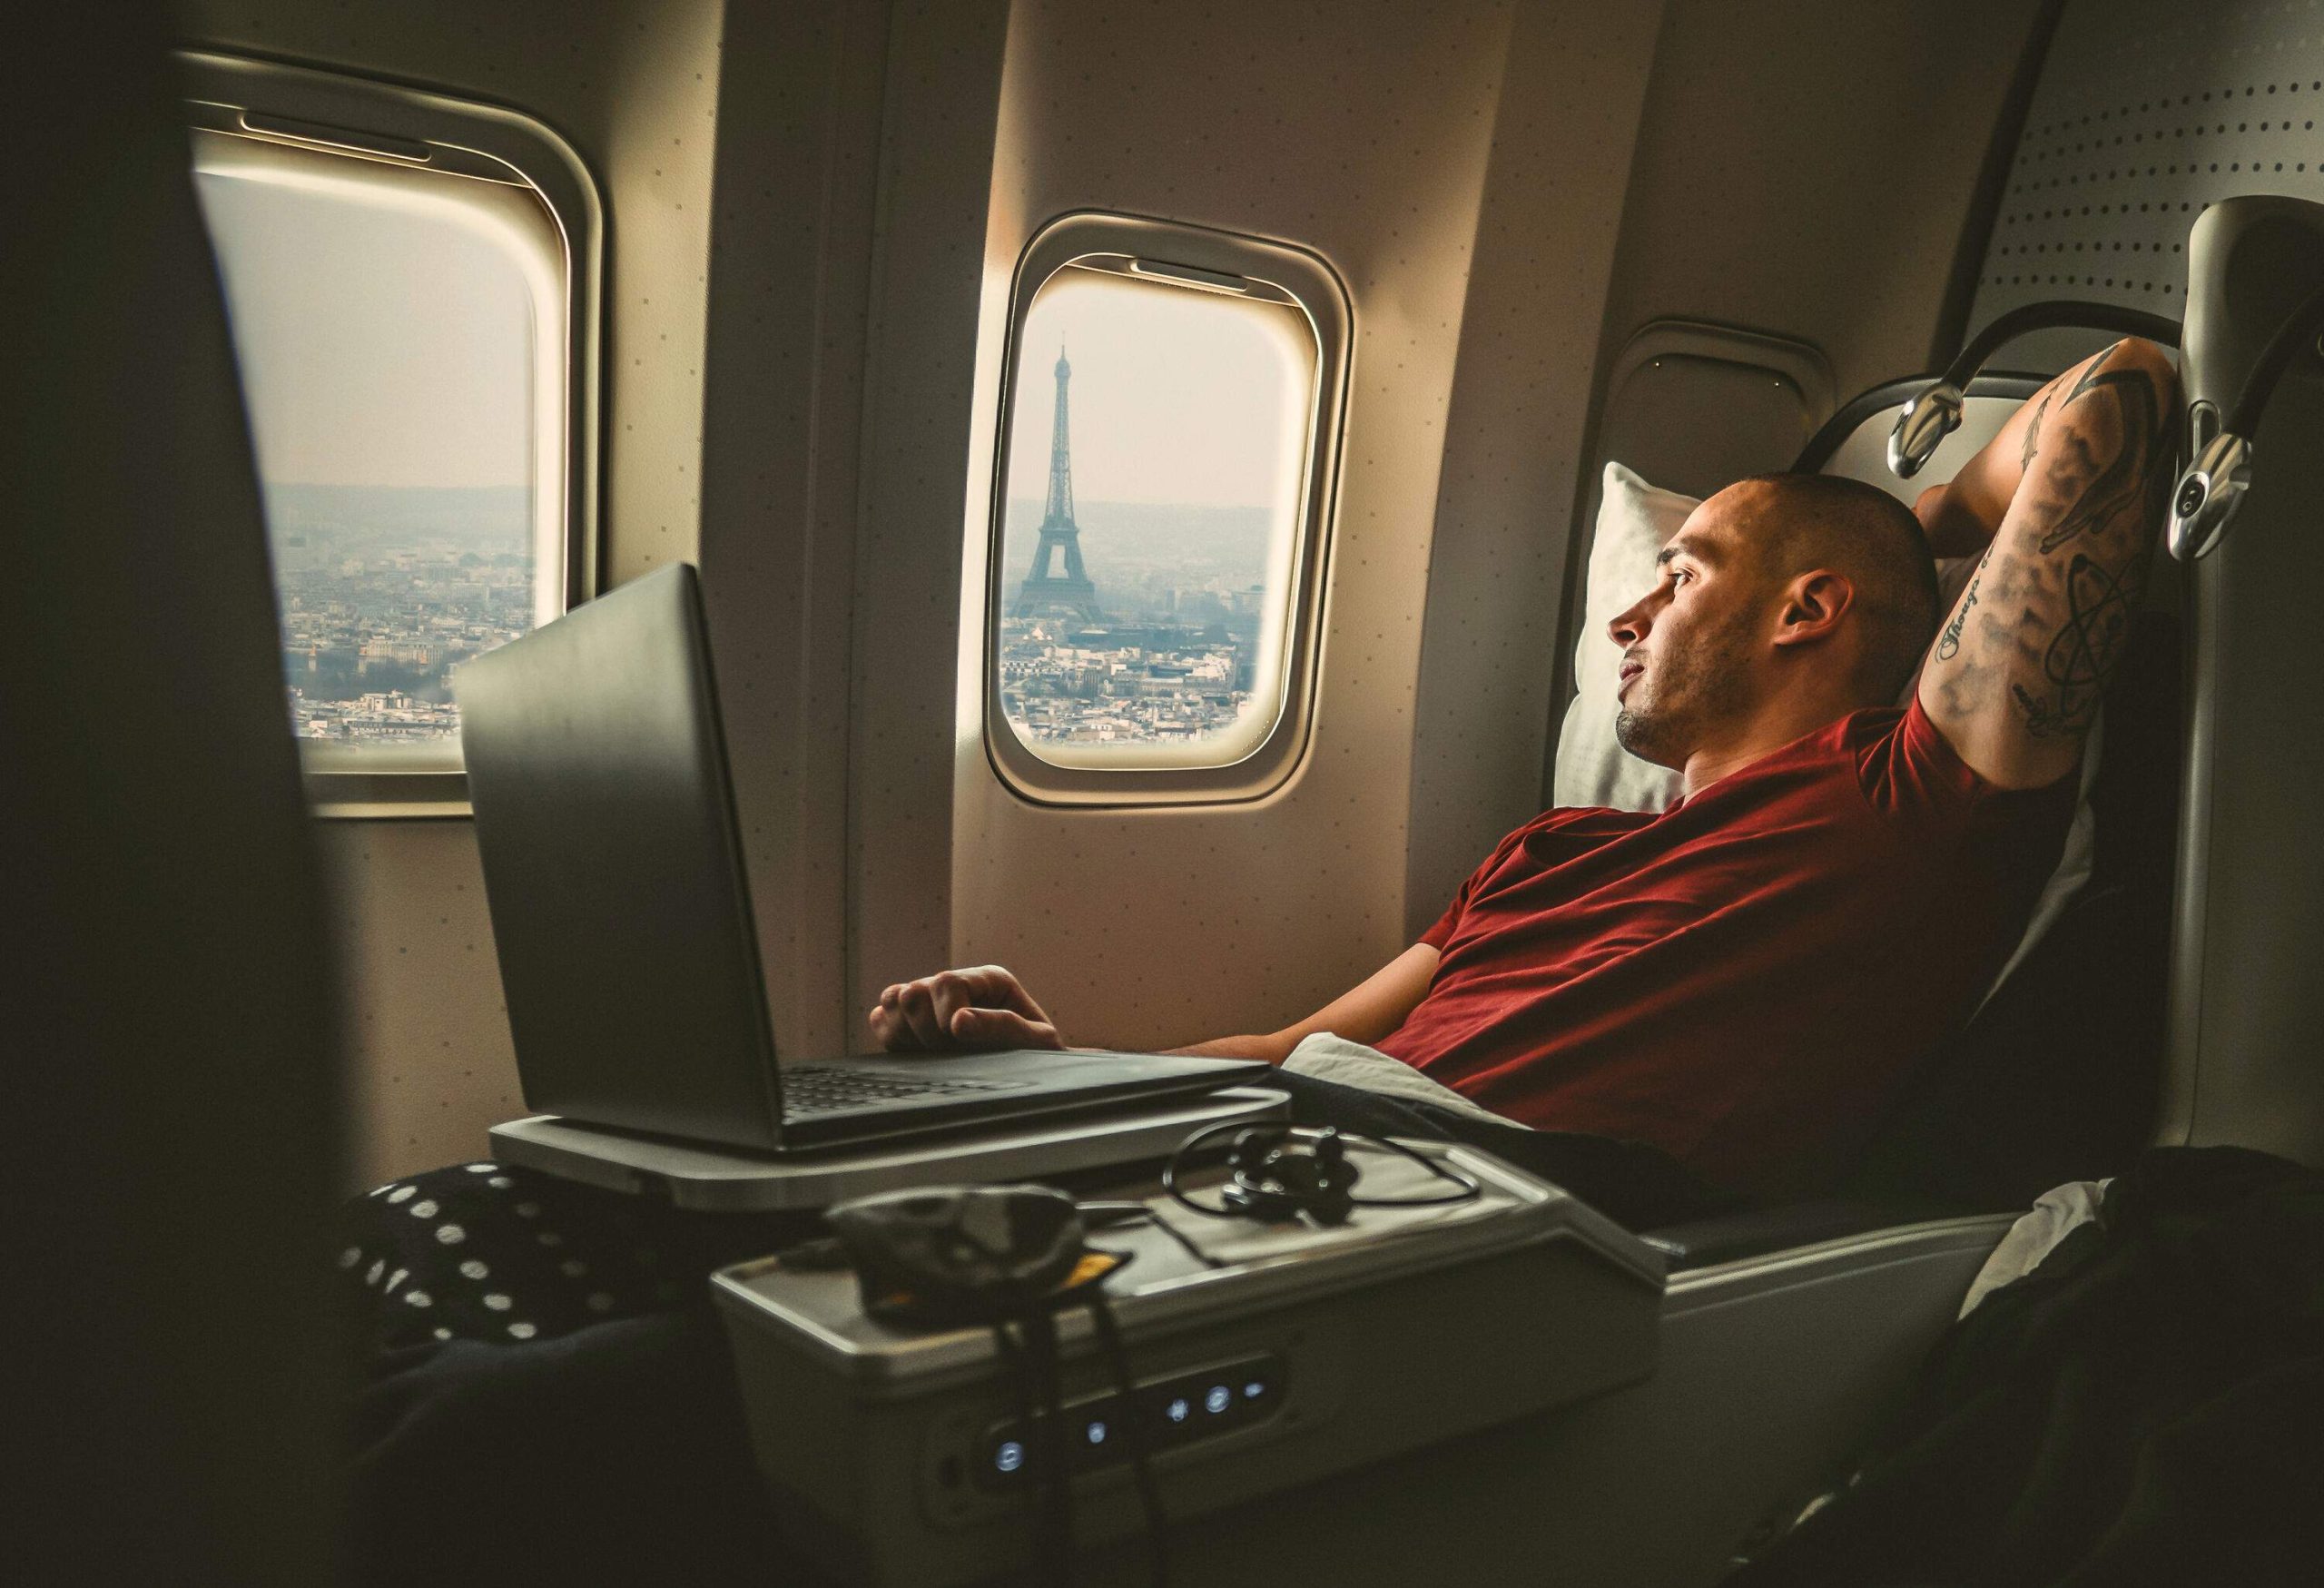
[1771,569,1855,649]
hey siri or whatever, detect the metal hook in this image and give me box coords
[1887,381,1965,479]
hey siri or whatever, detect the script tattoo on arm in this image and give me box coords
[1934,544,1990,663]
[1918,339,2178,785]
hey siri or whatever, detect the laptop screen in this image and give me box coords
[455,562,789,1146]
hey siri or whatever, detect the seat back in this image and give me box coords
[5,12,343,1580]
[1805,377,2185,1211]
[1643,372,2184,1265]
[1842,612,2181,1208]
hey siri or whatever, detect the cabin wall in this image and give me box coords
[945,0,2049,1047]
[936,1,1668,1049]
[178,0,2059,1180]
[845,0,1016,1043]
[174,0,730,1186]
[1400,3,1688,943]
[696,0,891,1070]
[1600,0,2053,405]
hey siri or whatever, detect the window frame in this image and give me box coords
[178,50,603,819]
[980,212,1351,807]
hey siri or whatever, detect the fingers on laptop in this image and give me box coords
[950,1005,1061,1050]
[868,984,920,1050]
[897,979,949,1048]
[868,971,981,1050]
[869,966,1057,1051]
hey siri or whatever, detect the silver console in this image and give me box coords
[712,1139,1667,1586]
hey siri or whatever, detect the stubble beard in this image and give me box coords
[1612,695,1686,768]
[1613,624,1756,770]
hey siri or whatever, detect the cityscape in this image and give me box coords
[998,497,1279,750]
[262,481,535,744]
[998,343,1287,752]
[256,350,1287,755]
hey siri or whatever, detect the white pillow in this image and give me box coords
[1555,460,2099,1000]
[1551,463,1691,813]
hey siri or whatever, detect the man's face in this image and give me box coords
[1606,486,1776,769]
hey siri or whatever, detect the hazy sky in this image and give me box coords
[196,159,537,490]
[1004,268,1314,509]
[196,163,1309,508]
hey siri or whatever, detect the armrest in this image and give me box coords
[1641,1199,1938,1270]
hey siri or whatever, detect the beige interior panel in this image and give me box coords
[174,0,727,1184]
[695,0,890,1063]
[1399,4,1669,948]
[318,822,519,1192]
[847,0,1017,1031]
[1597,0,2050,404]
[1963,0,2324,339]
[1597,355,1819,500]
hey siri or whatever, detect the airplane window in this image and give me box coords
[192,128,571,785]
[987,230,1344,799]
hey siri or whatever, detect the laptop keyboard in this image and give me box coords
[780,1063,1033,1119]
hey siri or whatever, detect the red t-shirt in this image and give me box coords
[1382,696,2076,1200]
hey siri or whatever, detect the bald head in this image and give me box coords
[1725,472,1942,704]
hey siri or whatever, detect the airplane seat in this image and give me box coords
[1645,606,2184,1267]
[1839,607,2181,1206]
[1640,365,2188,1270]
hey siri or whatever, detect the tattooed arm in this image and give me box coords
[1913,337,2180,790]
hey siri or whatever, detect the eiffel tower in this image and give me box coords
[1012,345,1102,622]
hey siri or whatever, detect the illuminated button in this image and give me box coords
[1086,1418,1109,1446]
[1165,1396,1191,1424]
[1236,1358,1285,1416]
[1204,1385,1233,1415]
[994,1439,1026,1475]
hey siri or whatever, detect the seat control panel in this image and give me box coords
[714,1138,1667,1585]
[977,1353,1287,1487]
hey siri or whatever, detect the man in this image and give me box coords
[872,338,2181,1208]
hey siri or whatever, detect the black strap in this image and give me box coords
[1019,1306,1076,1585]
[1085,1289,1169,1587]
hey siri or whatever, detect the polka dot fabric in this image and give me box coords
[335,1162,791,1348]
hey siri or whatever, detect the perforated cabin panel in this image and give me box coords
[1969,0,2324,333]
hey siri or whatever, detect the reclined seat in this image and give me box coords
[1181,313,2259,1581]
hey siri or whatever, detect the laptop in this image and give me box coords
[454,561,1270,1152]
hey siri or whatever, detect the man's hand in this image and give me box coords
[868,965,1066,1053]
[867,940,1441,1063]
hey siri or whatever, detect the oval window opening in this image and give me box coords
[995,260,1323,773]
